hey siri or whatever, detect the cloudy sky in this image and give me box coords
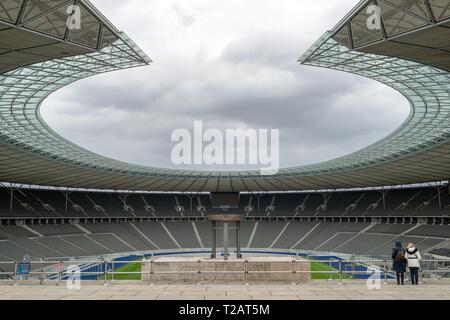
[42,0,408,171]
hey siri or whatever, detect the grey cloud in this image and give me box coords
[41,0,409,170]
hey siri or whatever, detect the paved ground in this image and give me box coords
[0,280,449,300]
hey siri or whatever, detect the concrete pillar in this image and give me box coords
[223,222,229,261]
[236,221,241,258]
[211,221,217,259]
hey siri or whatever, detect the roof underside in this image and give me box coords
[1,0,450,192]
[0,0,121,73]
[331,0,450,71]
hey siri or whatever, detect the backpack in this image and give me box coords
[396,250,406,263]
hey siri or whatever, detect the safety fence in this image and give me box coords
[0,256,449,284]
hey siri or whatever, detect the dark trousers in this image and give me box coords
[409,267,419,285]
[396,272,404,285]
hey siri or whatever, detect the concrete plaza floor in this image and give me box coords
[0,280,449,300]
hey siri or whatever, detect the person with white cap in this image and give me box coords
[405,243,422,285]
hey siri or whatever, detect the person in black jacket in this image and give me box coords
[391,240,407,285]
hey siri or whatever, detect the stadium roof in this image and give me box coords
[0,0,450,192]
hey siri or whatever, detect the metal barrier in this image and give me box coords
[0,258,449,284]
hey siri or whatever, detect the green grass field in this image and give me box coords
[105,261,142,280]
[104,259,351,281]
[309,261,352,280]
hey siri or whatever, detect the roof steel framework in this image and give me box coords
[0,0,450,192]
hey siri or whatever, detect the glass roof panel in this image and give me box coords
[100,27,118,49]
[349,1,383,47]
[77,3,100,30]
[351,1,381,28]
[429,0,450,21]
[22,0,69,23]
[379,0,429,37]
[332,26,350,48]
[0,0,23,23]
[68,23,100,48]
[350,21,383,47]
[382,0,430,20]
[23,4,69,38]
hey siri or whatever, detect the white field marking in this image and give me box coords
[29,238,65,256]
[364,235,434,256]
[58,236,93,256]
[332,223,377,252]
[73,224,92,235]
[247,222,259,248]
[110,233,138,252]
[363,235,398,255]
[7,239,42,257]
[290,222,321,249]
[21,225,43,237]
[0,249,12,260]
[160,222,182,249]
[402,237,430,247]
[192,222,204,248]
[269,222,290,248]
[0,239,35,259]
[82,234,114,253]
[401,224,424,235]
[314,232,353,251]
[423,239,450,253]
[364,232,447,240]
[129,223,161,250]
[82,233,114,253]
[362,224,425,255]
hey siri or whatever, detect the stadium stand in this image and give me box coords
[0,185,448,260]
[1,187,450,218]
[0,219,448,260]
